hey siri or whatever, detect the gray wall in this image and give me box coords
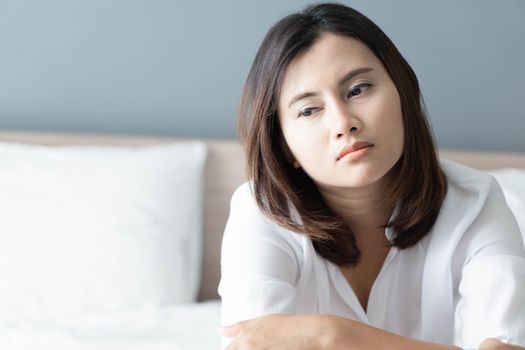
[0,0,524,151]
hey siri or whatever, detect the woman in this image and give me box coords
[219,3,525,350]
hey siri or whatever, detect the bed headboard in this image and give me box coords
[1,130,524,300]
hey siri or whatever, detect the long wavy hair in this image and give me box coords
[237,2,447,266]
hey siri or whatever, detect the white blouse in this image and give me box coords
[219,160,525,349]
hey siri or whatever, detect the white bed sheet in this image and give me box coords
[0,300,221,350]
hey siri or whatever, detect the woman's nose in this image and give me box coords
[331,102,362,139]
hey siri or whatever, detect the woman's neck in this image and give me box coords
[317,177,393,241]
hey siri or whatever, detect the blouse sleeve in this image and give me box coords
[218,183,302,348]
[454,178,525,348]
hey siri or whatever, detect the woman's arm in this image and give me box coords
[221,314,524,350]
[452,179,525,347]
[219,184,302,349]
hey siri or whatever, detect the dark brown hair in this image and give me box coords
[237,2,447,266]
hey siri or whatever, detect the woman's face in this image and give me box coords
[277,33,404,190]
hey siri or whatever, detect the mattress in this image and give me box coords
[0,300,221,350]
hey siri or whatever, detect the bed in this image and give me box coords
[0,130,523,350]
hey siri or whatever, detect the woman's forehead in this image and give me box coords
[278,34,382,104]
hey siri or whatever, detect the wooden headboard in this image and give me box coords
[1,130,524,300]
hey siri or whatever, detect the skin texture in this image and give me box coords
[221,314,334,350]
[221,314,524,350]
[278,33,404,191]
[222,34,525,350]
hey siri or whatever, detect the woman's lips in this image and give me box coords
[337,142,374,161]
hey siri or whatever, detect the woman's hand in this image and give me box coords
[480,338,525,350]
[220,313,334,350]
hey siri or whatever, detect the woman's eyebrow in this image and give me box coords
[288,92,318,109]
[338,67,374,86]
[287,67,375,109]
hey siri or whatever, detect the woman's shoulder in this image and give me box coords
[439,159,517,224]
[228,182,253,215]
[438,159,511,221]
[226,181,307,252]
[231,181,252,198]
[228,181,273,224]
[221,182,315,294]
[436,160,524,262]
[440,159,494,189]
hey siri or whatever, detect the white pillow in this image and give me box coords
[489,168,525,243]
[0,141,206,322]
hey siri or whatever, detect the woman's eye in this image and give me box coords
[298,107,318,117]
[347,83,371,98]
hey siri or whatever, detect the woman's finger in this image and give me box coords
[220,319,251,337]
